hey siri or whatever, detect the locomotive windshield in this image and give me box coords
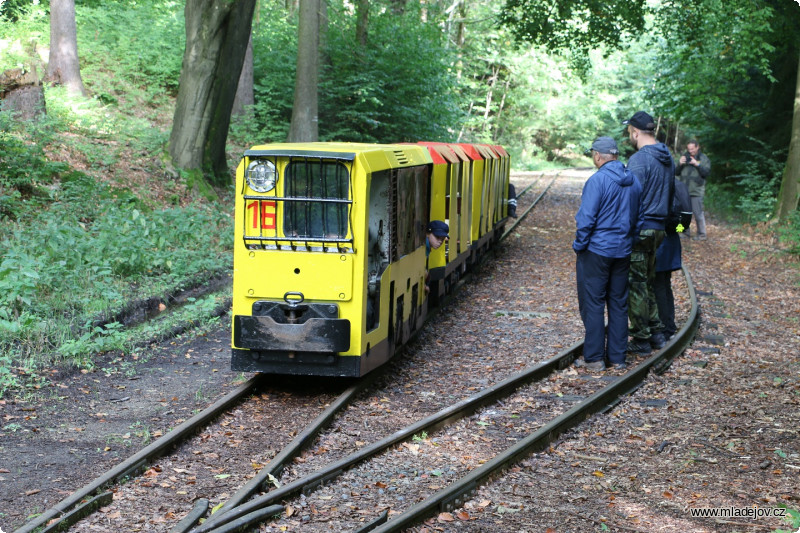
[242,154,353,250]
[284,160,350,240]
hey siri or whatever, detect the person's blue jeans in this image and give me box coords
[576,250,630,364]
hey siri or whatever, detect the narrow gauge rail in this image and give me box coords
[15,173,698,533]
[185,270,698,533]
[178,175,698,533]
[11,377,371,533]
[10,175,547,533]
[174,176,554,533]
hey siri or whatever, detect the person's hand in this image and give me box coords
[679,155,687,165]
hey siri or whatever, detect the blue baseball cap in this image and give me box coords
[585,136,619,155]
[427,220,449,238]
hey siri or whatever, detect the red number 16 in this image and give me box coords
[247,200,276,230]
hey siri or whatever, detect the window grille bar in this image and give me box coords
[243,195,352,205]
[245,236,353,244]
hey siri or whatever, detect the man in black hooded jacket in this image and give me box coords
[623,111,675,356]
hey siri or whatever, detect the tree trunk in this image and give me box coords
[287,0,319,142]
[319,0,329,65]
[483,66,498,133]
[456,0,466,48]
[356,0,369,47]
[775,51,800,223]
[168,0,256,186]
[389,0,406,15]
[232,34,255,117]
[47,0,86,96]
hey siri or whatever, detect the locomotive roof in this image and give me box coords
[243,142,433,170]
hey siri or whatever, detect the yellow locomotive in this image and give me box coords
[231,142,510,377]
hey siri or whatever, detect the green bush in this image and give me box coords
[724,137,786,223]
[776,210,800,256]
[76,0,185,95]
[0,200,232,368]
[320,3,460,143]
[0,112,68,220]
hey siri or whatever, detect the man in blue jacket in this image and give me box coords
[623,111,675,355]
[574,137,643,371]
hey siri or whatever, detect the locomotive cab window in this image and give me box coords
[284,160,350,240]
[242,155,354,250]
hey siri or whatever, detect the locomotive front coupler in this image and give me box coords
[251,293,340,325]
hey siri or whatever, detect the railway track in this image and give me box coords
[13,171,698,533]
[186,273,697,533]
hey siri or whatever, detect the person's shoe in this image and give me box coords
[627,339,651,356]
[692,235,707,241]
[574,359,606,372]
[612,362,628,370]
[649,332,666,350]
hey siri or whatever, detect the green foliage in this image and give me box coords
[248,1,461,144]
[500,0,647,70]
[646,0,799,179]
[0,0,33,21]
[776,210,800,256]
[0,112,69,220]
[249,9,296,142]
[75,0,185,96]
[773,504,800,533]
[322,3,460,142]
[0,198,232,383]
[724,137,786,223]
[58,322,126,368]
[0,1,233,391]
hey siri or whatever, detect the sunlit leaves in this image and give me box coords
[500,0,647,66]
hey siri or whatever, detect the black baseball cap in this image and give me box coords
[623,111,656,131]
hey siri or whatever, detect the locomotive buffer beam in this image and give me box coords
[233,301,350,353]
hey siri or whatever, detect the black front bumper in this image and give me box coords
[233,314,350,352]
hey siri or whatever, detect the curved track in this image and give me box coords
[186,268,698,533]
[14,172,698,533]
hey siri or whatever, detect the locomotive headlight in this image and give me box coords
[246,160,277,193]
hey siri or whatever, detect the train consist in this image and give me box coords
[230,141,511,377]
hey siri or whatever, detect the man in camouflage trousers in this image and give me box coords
[623,111,675,356]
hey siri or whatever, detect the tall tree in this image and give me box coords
[47,0,86,96]
[356,0,369,47]
[287,0,319,142]
[232,35,255,117]
[168,0,256,186]
[775,52,800,222]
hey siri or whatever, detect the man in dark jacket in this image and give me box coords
[623,111,675,356]
[574,137,643,371]
[676,140,711,240]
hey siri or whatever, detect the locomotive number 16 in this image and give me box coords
[247,200,276,230]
